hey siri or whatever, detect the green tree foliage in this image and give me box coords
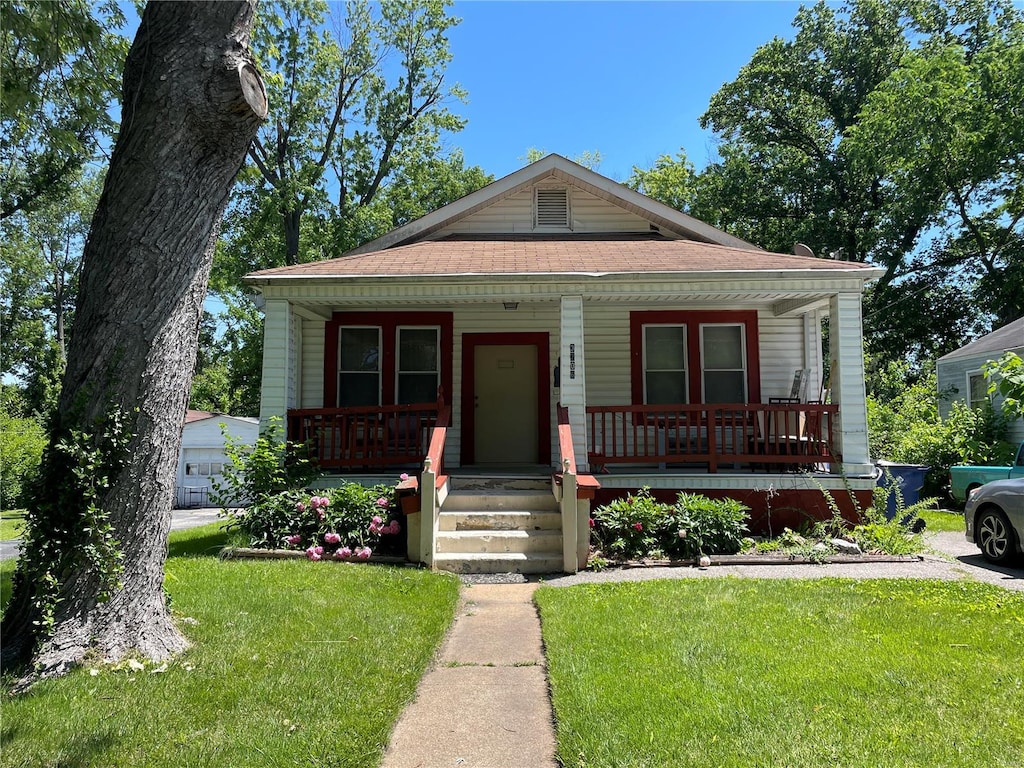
[625,150,697,212]
[521,147,603,169]
[189,294,265,417]
[228,0,481,275]
[0,386,47,509]
[0,0,128,217]
[0,171,100,413]
[685,0,1023,372]
[983,351,1024,422]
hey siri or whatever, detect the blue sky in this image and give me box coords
[443,1,805,180]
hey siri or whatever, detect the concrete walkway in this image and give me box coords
[380,582,558,768]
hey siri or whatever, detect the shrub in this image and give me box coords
[591,488,671,560]
[590,489,750,561]
[230,480,405,559]
[211,417,321,509]
[669,493,750,558]
[0,409,46,509]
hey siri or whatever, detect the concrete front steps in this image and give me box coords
[433,477,564,574]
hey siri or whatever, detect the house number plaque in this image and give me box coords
[569,344,576,380]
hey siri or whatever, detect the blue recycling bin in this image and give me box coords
[875,460,929,520]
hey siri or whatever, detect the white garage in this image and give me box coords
[176,411,258,508]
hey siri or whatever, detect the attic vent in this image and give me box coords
[535,187,570,229]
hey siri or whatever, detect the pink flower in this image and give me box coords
[588,518,595,528]
[318,496,329,508]
[335,546,352,559]
[399,473,409,481]
[372,515,383,526]
[295,501,306,513]
[285,534,302,547]
[376,497,390,507]
[305,545,323,561]
[388,521,401,535]
[317,509,325,521]
[633,522,643,532]
[678,529,687,539]
[355,546,372,560]
[324,532,341,545]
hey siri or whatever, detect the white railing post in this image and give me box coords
[419,457,437,568]
[561,458,578,574]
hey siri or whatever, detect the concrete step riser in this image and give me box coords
[433,555,564,575]
[438,511,562,532]
[435,531,562,555]
[442,491,558,513]
[449,477,551,492]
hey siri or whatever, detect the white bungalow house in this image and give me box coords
[245,154,883,573]
[937,316,1024,443]
[176,410,258,508]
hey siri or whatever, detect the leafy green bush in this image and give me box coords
[591,488,671,560]
[230,481,405,558]
[670,493,749,557]
[211,417,321,509]
[867,364,1013,497]
[590,489,750,561]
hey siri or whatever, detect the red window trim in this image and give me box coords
[629,310,761,405]
[324,311,454,407]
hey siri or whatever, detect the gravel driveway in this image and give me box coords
[542,530,1024,592]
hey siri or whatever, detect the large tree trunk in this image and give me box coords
[1,0,266,684]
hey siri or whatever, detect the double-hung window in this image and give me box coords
[700,324,747,403]
[631,310,759,406]
[397,327,440,405]
[643,325,688,404]
[967,372,988,410]
[337,327,381,406]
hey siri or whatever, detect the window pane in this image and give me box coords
[645,326,686,370]
[399,328,438,372]
[338,372,379,406]
[398,373,439,404]
[968,373,987,408]
[340,328,379,372]
[702,325,743,369]
[646,371,687,404]
[704,371,746,403]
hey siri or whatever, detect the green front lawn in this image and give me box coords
[919,507,967,533]
[537,578,1024,768]
[0,508,25,541]
[1,523,460,768]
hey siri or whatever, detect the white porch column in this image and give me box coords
[828,293,873,476]
[559,295,589,471]
[258,298,295,430]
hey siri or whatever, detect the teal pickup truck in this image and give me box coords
[950,441,1024,502]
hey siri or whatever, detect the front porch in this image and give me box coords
[286,398,874,573]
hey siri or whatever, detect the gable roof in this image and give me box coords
[345,153,760,255]
[939,316,1024,361]
[247,233,879,281]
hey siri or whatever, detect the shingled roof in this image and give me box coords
[246,234,877,281]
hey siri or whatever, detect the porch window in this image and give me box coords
[701,324,746,403]
[643,325,688,404]
[323,312,454,409]
[337,327,381,406]
[397,327,440,404]
[630,310,761,405]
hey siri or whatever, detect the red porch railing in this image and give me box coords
[586,403,839,473]
[288,398,450,471]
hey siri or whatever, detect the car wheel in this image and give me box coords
[976,508,1018,565]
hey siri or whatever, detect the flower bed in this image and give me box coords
[226,475,410,561]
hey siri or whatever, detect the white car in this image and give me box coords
[965,477,1024,564]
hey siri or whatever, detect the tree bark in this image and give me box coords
[1,0,266,683]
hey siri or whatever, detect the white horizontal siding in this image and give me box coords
[301,317,325,408]
[758,315,820,400]
[259,299,291,427]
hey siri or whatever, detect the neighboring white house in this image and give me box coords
[937,316,1024,443]
[244,154,883,572]
[176,410,258,508]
